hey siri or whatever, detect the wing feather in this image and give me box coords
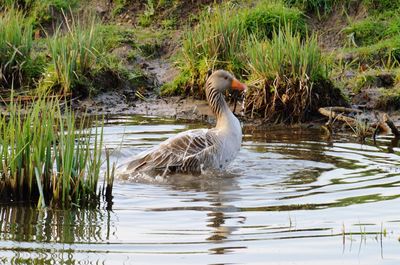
[125,129,219,174]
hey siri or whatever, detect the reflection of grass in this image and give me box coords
[0,205,113,243]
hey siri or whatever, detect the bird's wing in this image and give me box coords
[125,129,219,173]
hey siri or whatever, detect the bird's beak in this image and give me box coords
[231,78,247,91]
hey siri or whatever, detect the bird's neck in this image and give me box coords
[207,92,237,130]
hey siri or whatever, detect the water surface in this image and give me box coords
[1,115,400,264]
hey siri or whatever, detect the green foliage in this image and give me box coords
[284,0,338,16]
[45,0,79,10]
[98,25,136,51]
[378,86,400,109]
[165,1,342,121]
[171,1,306,95]
[138,0,156,27]
[0,0,78,10]
[112,0,127,16]
[245,25,331,121]
[241,1,306,38]
[40,16,104,94]
[0,7,34,88]
[362,0,400,13]
[246,27,325,82]
[0,95,112,207]
[344,19,386,46]
[161,70,191,95]
[342,7,400,67]
[344,36,400,65]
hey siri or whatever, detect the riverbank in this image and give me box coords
[2,0,400,128]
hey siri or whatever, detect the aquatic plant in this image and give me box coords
[0,94,113,207]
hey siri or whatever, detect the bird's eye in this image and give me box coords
[224,76,228,80]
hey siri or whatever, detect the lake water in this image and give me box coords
[0,115,400,264]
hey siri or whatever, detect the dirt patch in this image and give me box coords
[307,2,367,51]
[110,0,223,28]
[76,93,213,121]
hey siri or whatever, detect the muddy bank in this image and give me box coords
[77,93,207,120]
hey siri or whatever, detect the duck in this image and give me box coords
[118,70,247,177]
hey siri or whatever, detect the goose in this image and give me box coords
[118,70,247,177]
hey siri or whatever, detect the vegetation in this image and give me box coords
[0,94,113,207]
[0,0,399,207]
[245,26,336,122]
[0,3,146,96]
[1,0,400,118]
[0,7,34,88]
[40,15,104,95]
[284,0,339,16]
[163,1,306,96]
[165,0,343,122]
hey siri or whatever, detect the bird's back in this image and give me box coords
[118,128,221,176]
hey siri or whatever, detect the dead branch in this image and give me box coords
[383,114,400,137]
[318,107,359,126]
[319,107,400,137]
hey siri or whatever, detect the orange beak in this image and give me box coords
[231,78,247,91]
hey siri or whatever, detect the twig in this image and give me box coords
[383,114,400,137]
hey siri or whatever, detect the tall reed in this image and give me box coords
[245,25,329,122]
[0,7,33,87]
[41,13,103,94]
[0,94,112,207]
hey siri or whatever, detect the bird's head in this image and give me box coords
[206,70,247,94]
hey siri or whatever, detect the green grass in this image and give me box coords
[344,19,386,46]
[164,0,306,96]
[112,0,127,16]
[0,94,112,207]
[1,0,78,10]
[164,0,343,121]
[245,25,333,122]
[0,7,34,88]
[284,0,339,16]
[0,4,145,95]
[39,15,104,95]
[362,0,400,13]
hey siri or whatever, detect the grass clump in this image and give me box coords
[39,15,104,95]
[344,19,386,46]
[242,1,306,38]
[245,25,338,122]
[111,0,127,16]
[165,0,306,96]
[166,1,344,121]
[0,7,34,88]
[0,94,112,207]
[363,0,400,14]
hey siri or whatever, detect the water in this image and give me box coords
[1,115,400,264]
